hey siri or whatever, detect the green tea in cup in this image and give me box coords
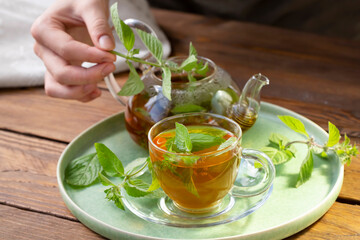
[148,113,275,213]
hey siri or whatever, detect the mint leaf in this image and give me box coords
[336,134,359,165]
[327,122,340,147]
[261,146,293,165]
[195,61,208,76]
[104,186,125,210]
[217,137,237,151]
[146,157,161,192]
[278,115,309,137]
[296,150,314,187]
[189,42,197,56]
[174,123,192,153]
[181,169,199,197]
[65,153,101,187]
[162,66,172,100]
[190,133,225,152]
[180,55,198,72]
[136,29,163,64]
[98,172,116,186]
[110,3,135,51]
[118,61,144,96]
[124,181,149,197]
[95,143,124,177]
[187,72,197,83]
[171,104,206,114]
[181,155,200,166]
[254,162,263,168]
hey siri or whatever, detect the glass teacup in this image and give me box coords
[148,112,275,213]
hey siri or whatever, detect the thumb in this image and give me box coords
[81,2,115,51]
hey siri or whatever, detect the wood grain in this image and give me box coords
[152,9,360,115]
[0,87,123,143]
[0,8,359,240]
[0,204,104,240]
[288,202,360,239]
[0,130,74,220]
[1,200,358,240]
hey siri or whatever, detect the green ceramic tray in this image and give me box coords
[57,102,343,240]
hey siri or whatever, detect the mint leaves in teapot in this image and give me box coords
[109,2,209,101]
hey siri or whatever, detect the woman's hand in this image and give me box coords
[31,0,116,102]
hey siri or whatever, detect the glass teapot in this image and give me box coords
[105,19,269,147]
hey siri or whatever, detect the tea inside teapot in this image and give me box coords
[123,56,241,147]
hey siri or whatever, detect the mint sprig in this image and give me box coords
[65,144,160,210]
[263,115,358,187]
[109,3,209,101]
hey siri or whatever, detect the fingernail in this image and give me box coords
[99,35,115,50]
[102,64,115,76]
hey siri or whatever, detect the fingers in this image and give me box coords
[80,0,115,50]
[34,43,115,85]
[31,19,115,64]
[44,71,102,102]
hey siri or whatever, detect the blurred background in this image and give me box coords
[148,0,360,41]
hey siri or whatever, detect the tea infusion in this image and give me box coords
[150,125,240,211]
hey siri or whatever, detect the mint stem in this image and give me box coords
[126,162,148,179]
[285,140,310,148]
[110,50,162,68]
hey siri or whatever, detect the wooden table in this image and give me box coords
[1,8,359,239]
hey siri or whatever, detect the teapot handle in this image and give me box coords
[104,18,158,106]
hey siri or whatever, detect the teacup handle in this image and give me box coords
[104,18,158,106]
[231,149,275,197]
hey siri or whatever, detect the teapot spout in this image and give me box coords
[239,73,269,104]
[230,73,269,131]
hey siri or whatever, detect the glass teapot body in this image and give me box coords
[123,56,241,147]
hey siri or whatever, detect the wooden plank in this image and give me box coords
[0,87,123,143]
[0,130,75,220]
[0,88,358,145]
[152,9,360,113]
[1,200,358,239]
[287,202,360,239]
[0,204,104,240]
[263,97,360,138]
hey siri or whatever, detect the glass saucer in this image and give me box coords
[121,170,273,228]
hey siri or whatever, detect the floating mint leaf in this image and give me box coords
[190,133,225,152]
[65,153,101,187]
[217,137,237,151]
[146,157,161,192]
[162,67,172,100]
[118,61,144,96]
[174,123,192,153]
[136,29,163,64]
[181,169,199,198]
[296,150,314,187]
[181,155,200,166]
[110,3,135,51]
[326,122,340,147]
[95,143,124,177]
[278,115,309,137]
